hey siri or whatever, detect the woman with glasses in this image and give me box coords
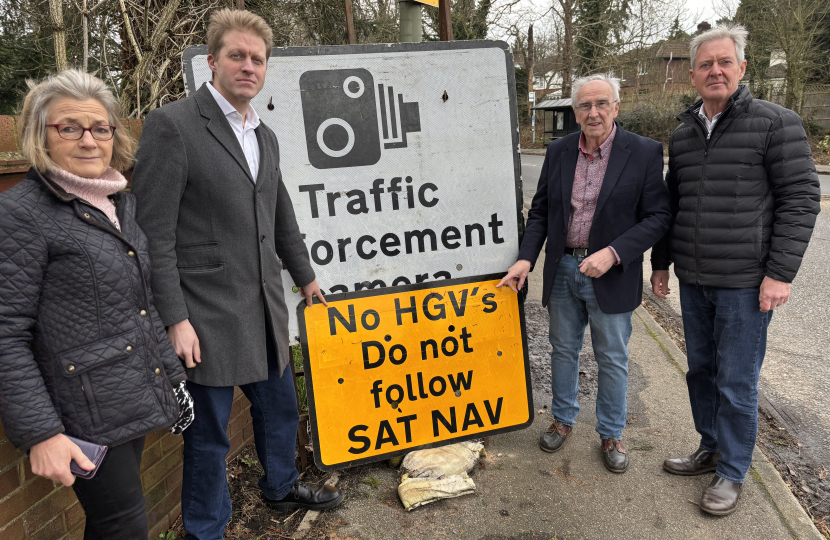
[0,69,192,539]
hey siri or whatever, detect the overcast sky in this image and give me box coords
[492,0,724,40]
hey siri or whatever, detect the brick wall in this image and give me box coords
[0,115,257,540]
[0,390,254,540]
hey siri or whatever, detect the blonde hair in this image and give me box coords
[20,69,135,173]
[207,8,273,60]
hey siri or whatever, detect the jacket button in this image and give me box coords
[127,251,136,258]
[140,310,147,317]
[126,345,133,352]
[83,213,90,219]
[260,235,266,243]
[154,368,161,375]
[67,365,75,372]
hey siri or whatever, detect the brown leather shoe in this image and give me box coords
[700,476,742,516]
[663,448,721,476]
[601,438,629,473]
[539,421,572,453]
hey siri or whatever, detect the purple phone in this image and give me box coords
[26,435,108,480]
[66,435,108,479]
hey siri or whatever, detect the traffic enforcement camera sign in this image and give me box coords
[183,42,522,344]
[298,275,532,470]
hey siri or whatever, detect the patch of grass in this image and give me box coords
[362,476,381,489]
[292,345,308,414]
[240,455,258,467]
[629,444,654,451]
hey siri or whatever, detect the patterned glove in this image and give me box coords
[169,381,195,435]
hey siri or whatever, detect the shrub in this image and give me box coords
[617,106,682,144]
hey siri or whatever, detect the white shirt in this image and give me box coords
[698,103,724,135]
[207,82,261,181]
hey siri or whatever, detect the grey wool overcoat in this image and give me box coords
[131,83,315,387]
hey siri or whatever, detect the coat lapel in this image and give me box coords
[594,125,631,218]
[195,84,255,185]
[254,125,270,186]
[560,136,579,232]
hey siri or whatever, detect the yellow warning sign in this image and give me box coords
[412,0,440,6]
[298,274,532,470]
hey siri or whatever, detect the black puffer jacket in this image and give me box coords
[652,87,821,287]
[0,168,185,451]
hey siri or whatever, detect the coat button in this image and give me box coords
[128,251,136,258]
[83,213,90,219]
[154,368,161,375]
[140,310,147,317]
[260,235,265,243]
[67,365,75,372]
[126,345,133,352]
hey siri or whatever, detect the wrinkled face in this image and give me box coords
[574,81,620,142]
[691,37,746,104]
[45,98,113,178]
[207,29,267,107]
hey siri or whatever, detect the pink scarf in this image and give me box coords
[47,168,128,230]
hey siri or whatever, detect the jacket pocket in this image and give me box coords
[58,331,136,429]
[176,242,222,272]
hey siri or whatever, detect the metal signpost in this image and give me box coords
[529,91,536,144]
[298,275,532,470]
[183,41,523,346]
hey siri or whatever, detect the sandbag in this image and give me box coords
[400,441,484,479]
[397,473,477,511]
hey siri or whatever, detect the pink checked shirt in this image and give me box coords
[566,124,617,250]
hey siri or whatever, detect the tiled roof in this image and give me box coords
[655,40,690,59]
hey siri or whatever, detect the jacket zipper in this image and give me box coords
[74,200,180,417]
[689,103,734,285]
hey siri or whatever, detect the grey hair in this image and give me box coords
[572,73,621,108]
[19,69,135,173]
[690,24,748,69]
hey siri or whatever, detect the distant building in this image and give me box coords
[532,98,579,141]
[616,40,694,102]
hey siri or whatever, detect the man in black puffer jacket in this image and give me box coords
[651,24,821,516]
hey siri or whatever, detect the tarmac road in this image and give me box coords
[520,150,830,469]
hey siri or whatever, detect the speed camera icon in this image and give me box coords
[299,68,421,169]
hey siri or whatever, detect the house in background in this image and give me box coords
[616,39,694,108]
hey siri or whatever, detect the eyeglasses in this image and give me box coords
[47,123,116,141]
[575,100,618,113]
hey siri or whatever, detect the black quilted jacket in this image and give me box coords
[651,86,821,287]
[0,168,185,451]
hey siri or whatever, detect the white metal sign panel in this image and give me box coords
[182,41,522,343]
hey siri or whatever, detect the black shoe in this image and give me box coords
[700,476,742,516]
[663,448,721,476]
[601,438,629,473]
[539,421,573,453]
[265,480,344,511]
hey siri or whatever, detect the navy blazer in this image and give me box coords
[518,124,671,314]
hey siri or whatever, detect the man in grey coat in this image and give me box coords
[132,9,342,539]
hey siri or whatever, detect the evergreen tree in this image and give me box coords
[423,0,492,41]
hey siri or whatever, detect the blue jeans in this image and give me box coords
[680,283,773,484]
[548,254,633,440]
[182,330,300,540]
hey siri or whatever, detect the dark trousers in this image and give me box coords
[72,436,147,540]
[181,331,300,540]
[680,283,773,483]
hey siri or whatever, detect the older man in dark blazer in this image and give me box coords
[499,74,670,473]
[132,9,342,540]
